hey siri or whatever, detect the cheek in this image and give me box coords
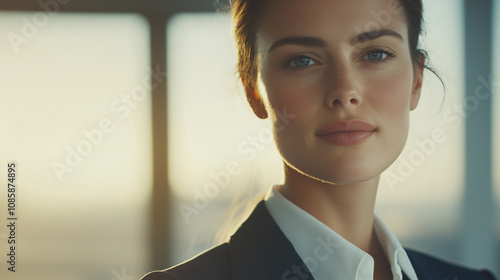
[366,72,414,152]
[366,69,413,119]
[261,70,322,126]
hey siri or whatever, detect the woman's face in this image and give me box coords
[253,0,423,184]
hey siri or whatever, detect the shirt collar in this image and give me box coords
[264,185,418,280]
[373,214,418,280]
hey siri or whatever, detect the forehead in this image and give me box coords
[257,0,407,44]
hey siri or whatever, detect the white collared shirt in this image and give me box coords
[264,185,418,280]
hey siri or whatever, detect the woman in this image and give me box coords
[142,0,497,279]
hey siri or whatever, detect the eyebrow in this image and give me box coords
[352,29,404,44]
[268,36,326,53]
[267,29,404,53]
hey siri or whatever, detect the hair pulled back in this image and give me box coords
[229,0,430,98]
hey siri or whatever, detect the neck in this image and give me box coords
[279,163,380,253]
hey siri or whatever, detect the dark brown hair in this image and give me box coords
[226,0,439,100]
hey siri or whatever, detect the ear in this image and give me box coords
[410,55,425,111]
[243,80,268,119]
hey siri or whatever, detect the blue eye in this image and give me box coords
[287,56,316,68]
[366,51,387,60]
[361,49,396,63]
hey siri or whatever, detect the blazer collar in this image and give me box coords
[228,200,314,280]
[227,200,417,280]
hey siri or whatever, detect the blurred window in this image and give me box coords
[0,12,151,280]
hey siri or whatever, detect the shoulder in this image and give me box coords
[140,201,281,280]
[405,248,497,280]
[140,243,232,280]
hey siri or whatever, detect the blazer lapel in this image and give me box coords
[228,200,315,280]
[226,200,432,280]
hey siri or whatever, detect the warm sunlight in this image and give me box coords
[166,1,467,257]
[0,12,151,280]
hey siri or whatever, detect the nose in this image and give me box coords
[325,66,362,108]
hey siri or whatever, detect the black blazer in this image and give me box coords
[142,201,497,280]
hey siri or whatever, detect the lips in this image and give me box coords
[316,120,376,146]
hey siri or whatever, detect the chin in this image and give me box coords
[288,160,384,186]
[318,170,381,186]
